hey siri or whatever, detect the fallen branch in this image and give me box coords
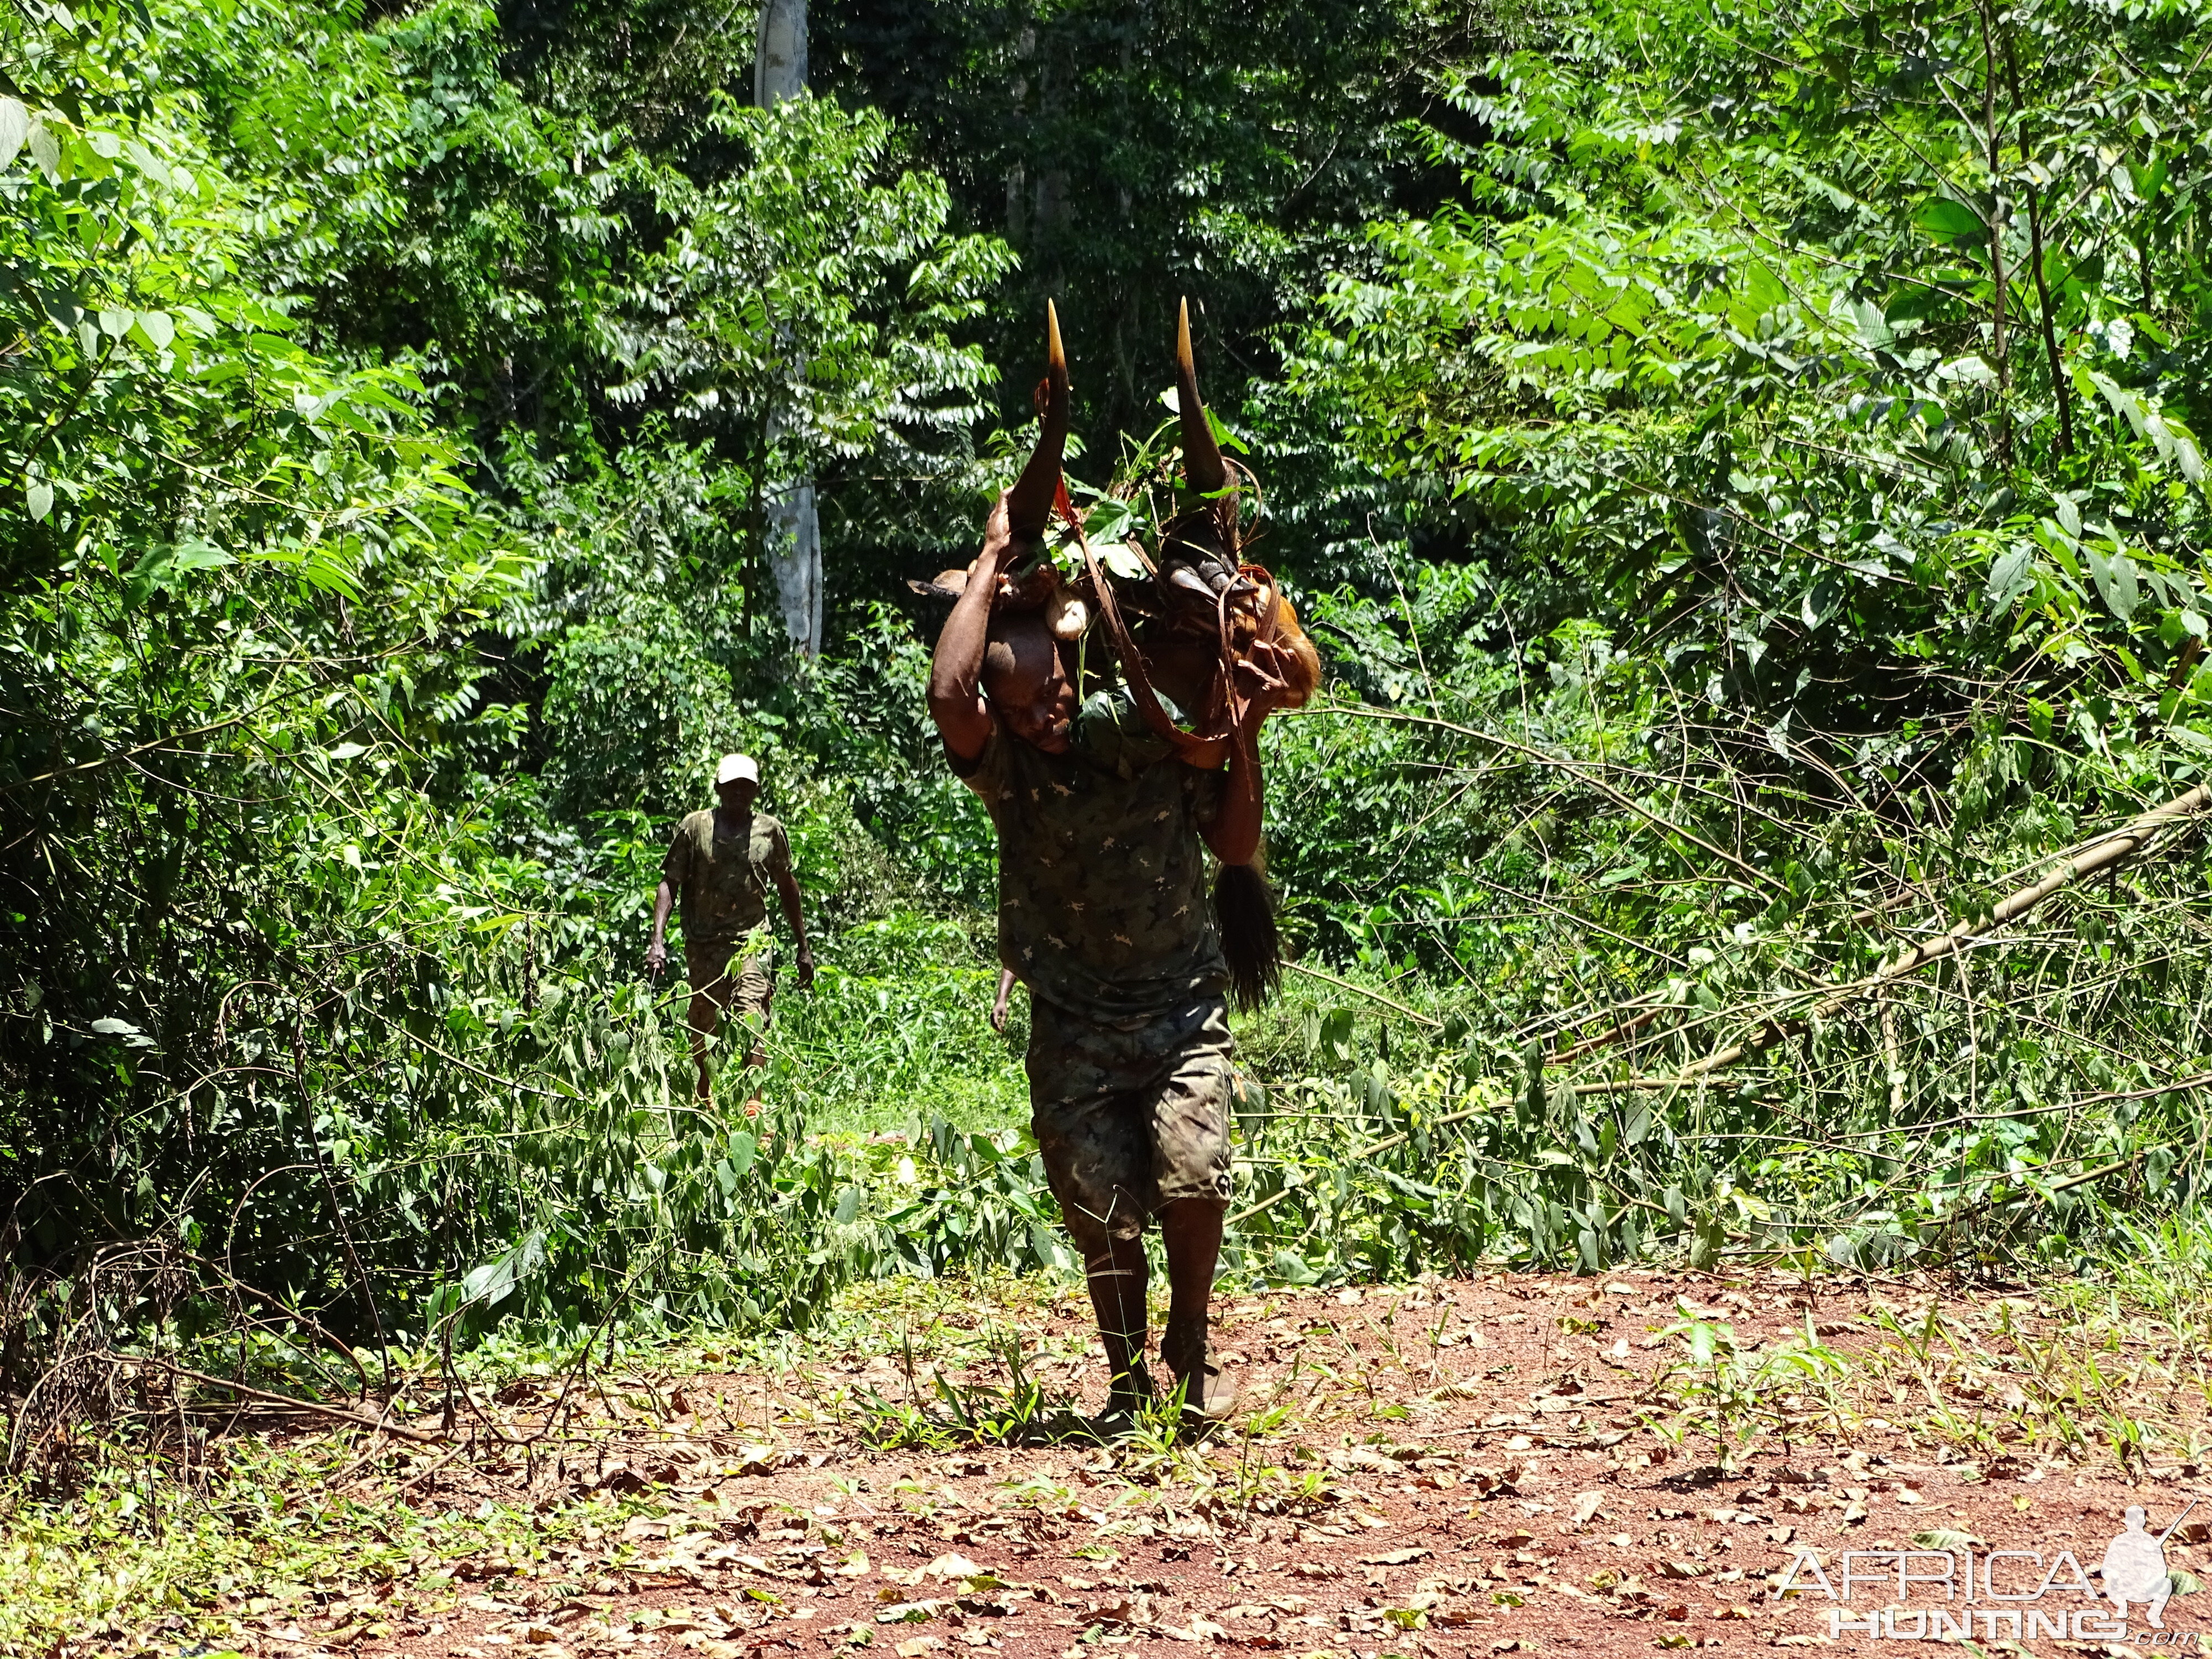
[323,1404,415,1487]
[134,1358,439,1444]
[393,1437,472,1491]
[1549,793,2212,1071]
[1567,781,2212,1092]
[1551,997,1680,1065]
[1285,959,1442,1029]
[1914,1149,2158,1248]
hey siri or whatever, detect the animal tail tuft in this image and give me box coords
[1215,860,1281,1012]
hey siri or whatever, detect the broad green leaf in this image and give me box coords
[0,98,26,170]
[2087,368,2150,437]
[1688,1214,1725,1270]
[1204,402,1248,455]
[1844,298,1891,349]
[1986,542,2034,612]
[1913,197,1984,241]
[1319,1007,1355,1065]
[165,540,231,576]
[1098,539,1147,580]
[2088,544,2141,622]
[460,1230,546,1308]
[27,120,58,181]
[1084,495,1135,543]
[26,481,52,521]
[1937,355,1997,386]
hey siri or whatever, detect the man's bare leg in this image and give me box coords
[687,986,720,1101]
[1159,1198,1228,1416]
[737,1011,768,1117]
[1083,1230,1152,1415]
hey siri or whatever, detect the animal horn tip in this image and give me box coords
[1173,296,1225,493]
[1006,302,1069,538]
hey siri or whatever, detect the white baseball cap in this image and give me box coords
[714,753,759,785]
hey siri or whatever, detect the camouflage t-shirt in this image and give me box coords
[662,809,791,943]
[951,698,1228,1025]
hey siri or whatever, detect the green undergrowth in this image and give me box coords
[0,1455,583,1657]
[768,916,1026,1140]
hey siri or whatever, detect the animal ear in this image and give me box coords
[1006,300,1069,540]
[1175,296,1228,498]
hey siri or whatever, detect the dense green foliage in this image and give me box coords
[0,0,1014,1347]
[6,0,2212,1408]
[1249,0,2212,1275]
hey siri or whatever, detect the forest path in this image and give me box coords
[223,1272,2210,1659]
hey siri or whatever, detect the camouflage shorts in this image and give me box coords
[684,940,772,1026]
[1026,996,1235,1250]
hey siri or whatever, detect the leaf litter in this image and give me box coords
[17,1265,2212,1657]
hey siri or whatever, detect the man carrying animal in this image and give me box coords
[930,306,1296,1427]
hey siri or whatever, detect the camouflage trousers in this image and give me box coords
[684,940,773,1027]
[1026,995,1235,1253]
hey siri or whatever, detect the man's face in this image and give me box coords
[1003,661,1076,753]
[984,617,1075,753]
[716,778,760,815]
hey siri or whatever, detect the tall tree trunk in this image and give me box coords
[755,0,823,658]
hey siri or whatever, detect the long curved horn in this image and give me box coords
[1005,300,1069,539]
[1176,296,1228,498]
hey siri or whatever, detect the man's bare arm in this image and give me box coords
[929,499,1020,761]
[1204,753,1266,868]
[646,880,676,978]
[773,865,814,989]
[1201,640,1293,868]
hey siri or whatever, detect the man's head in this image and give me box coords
[983,613,1074,753]
[714,753,760,813]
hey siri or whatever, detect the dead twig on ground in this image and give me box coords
[134,1358,439,1444]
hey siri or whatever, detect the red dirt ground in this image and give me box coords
[223,1271,2212,1659]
